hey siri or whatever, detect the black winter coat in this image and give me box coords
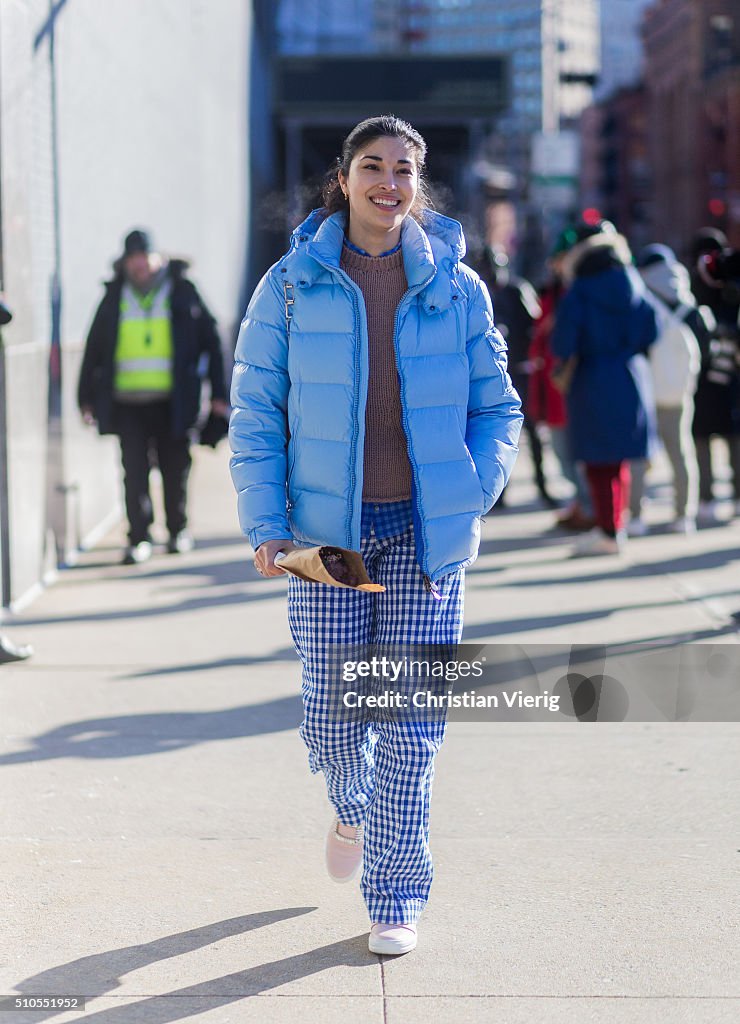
[78,261,227,438]
[473,253,541,401]
[689,275,740,437]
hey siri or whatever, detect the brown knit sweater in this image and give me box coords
[340,244,412,501]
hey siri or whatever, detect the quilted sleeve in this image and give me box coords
[229,268,292,550]
[465,275,524,513]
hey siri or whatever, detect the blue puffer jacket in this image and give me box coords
[229,209,523,584]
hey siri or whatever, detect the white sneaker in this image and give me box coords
[697,500,719,524]
[122,540,153,566]
[668,516,696,534]
[325,818,363,884]
[369,923,417,955]
[627,517,649,537]
[571,527,622,558]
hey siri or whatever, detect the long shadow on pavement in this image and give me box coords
[63,558,258,589]
[7,622,737,768]
[15,585,285,628]
[496,543,740,587]
[476,532,567,559]
[118,649,298,679]
[0,694,304,765]
[4,908,377,1023]
[462,609,608,638]
[458,623,739,671]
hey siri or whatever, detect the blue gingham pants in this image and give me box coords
[287,501,465,925]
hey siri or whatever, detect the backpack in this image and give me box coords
[649,300,701,406]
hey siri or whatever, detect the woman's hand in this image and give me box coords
[255,538,297,578]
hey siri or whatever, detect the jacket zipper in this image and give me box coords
[288,254,366,548]
[347,282,363,548]
[392,275,437,593]
[318,263,366,549]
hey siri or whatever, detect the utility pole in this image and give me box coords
[0,8,12,605]
[541,0,561,135]
[34,0,69,567]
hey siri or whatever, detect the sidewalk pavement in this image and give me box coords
[1,444,738,1023]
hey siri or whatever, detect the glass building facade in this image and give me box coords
[596,0,653,100]
[277,0,599,134]
[274,0,600,268]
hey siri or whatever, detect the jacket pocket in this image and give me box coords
[286,439,297,499]
[463,441,487,513]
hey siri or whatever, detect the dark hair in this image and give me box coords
[691,227,728,259]
[322,114,433,221]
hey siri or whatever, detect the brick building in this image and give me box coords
[642,0,740,255]
[579,84,652,251]
[703,6,740,247]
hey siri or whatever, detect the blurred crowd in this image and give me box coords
[474,223,740,556]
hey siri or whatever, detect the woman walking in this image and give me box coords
[553,222,659,556]
[628,244,704,535]
[229,116,522,954]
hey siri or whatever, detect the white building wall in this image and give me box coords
[0,0,251,606]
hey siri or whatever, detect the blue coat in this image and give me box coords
[229,209,523,584]
[553,245,658,464]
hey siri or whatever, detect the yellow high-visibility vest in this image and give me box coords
[114,279,174,395]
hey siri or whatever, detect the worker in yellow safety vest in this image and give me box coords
[78,229,229,565]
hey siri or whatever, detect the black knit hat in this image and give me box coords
[575,219,617,243]
[123,229,152,257]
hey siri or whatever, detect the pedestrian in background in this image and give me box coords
[230,115,522,955]
[528,231,594,531]
[628,244,703,535]
[688,229,740,522]
[78,230,228,565]
[475,246,553,507]
[553,222,659,556]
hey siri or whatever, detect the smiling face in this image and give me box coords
[338,135,419,255]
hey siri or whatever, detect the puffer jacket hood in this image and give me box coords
[230,209,523,583]
[563,232,632,284]
[639,256,696,308]
[562,233,647,314]
[284,208,467,314]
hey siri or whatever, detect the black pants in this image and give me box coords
[115,401,191,544]
[695,434,740,501]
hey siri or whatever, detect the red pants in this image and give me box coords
[586,462,631,536]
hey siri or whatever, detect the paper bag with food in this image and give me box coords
[274,546,385,592]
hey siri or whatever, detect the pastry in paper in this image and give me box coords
[274,546,385,591]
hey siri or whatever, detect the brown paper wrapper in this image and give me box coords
[274,546,385,592]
